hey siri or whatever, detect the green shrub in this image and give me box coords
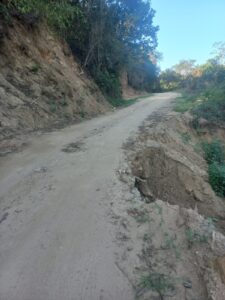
[192,83,225,125]
[185,228,209,248]
[202,140,225,164]
[174,100,192,113]
[107,97,136,107]
[91,68,121,99]
[209,162,225,197]
[11,0,81,34]
[140,272,175,296]
[0,3,11,23]
[30,63,40,73]
[174,93,197,113]
[201,140,225,197]
[193,99,225,124]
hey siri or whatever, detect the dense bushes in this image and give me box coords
[164,58,225,129]
[159,44,225,198]
[202,140,225,164]
[3,0,159,99]
[192,83,225,125]
[91,68,121,99]
[202,140,225,197]
[17,0,80,31]
[0,3,10,22]
[174,93,197,113]
[208,163,225,197]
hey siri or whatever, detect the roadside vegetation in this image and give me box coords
[108,94,151,108]
[160,42,225,121]
[202,140,225,197]
[0,0,159,102]
[159,42,225,197]
[174,93,198,113]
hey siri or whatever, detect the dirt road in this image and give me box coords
[0,93,176,300]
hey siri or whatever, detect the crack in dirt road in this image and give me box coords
[0,93,176,300]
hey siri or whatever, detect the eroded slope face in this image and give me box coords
[130,111,225,225]
[0,18,110,153]
[116,109,225,300]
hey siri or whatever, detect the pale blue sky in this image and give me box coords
[151,0,225,70]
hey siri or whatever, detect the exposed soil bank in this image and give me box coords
[1,92,225,300]
[130,112,225,229]
[0,18,110,155]
[117,108,225,299]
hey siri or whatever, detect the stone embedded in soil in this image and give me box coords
[183,280,192,289]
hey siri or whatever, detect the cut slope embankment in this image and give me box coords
[0,18,110,154]
[116,108,225,299]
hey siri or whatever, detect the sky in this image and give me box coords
[151,0,225,70]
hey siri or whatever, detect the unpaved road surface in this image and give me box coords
[0,93,176,300]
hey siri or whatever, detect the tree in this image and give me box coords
[3,0,159,97]
[211,41,225,65]
[160,69,181,90]
[67,0,159,96]
[173,59,196,76]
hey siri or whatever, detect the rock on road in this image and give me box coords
[0,93,176,300]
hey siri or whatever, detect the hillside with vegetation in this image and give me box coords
[0,0,159,99]
[0,0,159,153]
[159,42,225,200]
[2,2,225,299]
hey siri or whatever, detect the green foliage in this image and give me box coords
[168,61,225,124]
[107,97,137,108]
[201,140,225,197]
[185,228,209,248]
[79,111,85,118]
[174,99,193,113]
[173,59,196,76]
[128,60,159,92]
[0,3,11,23]
[174,94,197,113]
[163,43,225,199]
[107,94,151,108]
[209,163,225,197]
[160,69,181,91]
[212,41,225,65]
[11,0,82,34]
[67,0,159,97]
[2,0,159,98]
[92,68,121,98]
[202,140,225,164]
[192,83,225,125]
[140,272,175,296]
[30,62,40,73]
[159,47,225,95]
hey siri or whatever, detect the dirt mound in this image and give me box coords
[0,18,110,154]
[115,108,225,299]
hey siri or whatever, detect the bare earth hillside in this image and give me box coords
[0,18,110,155]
